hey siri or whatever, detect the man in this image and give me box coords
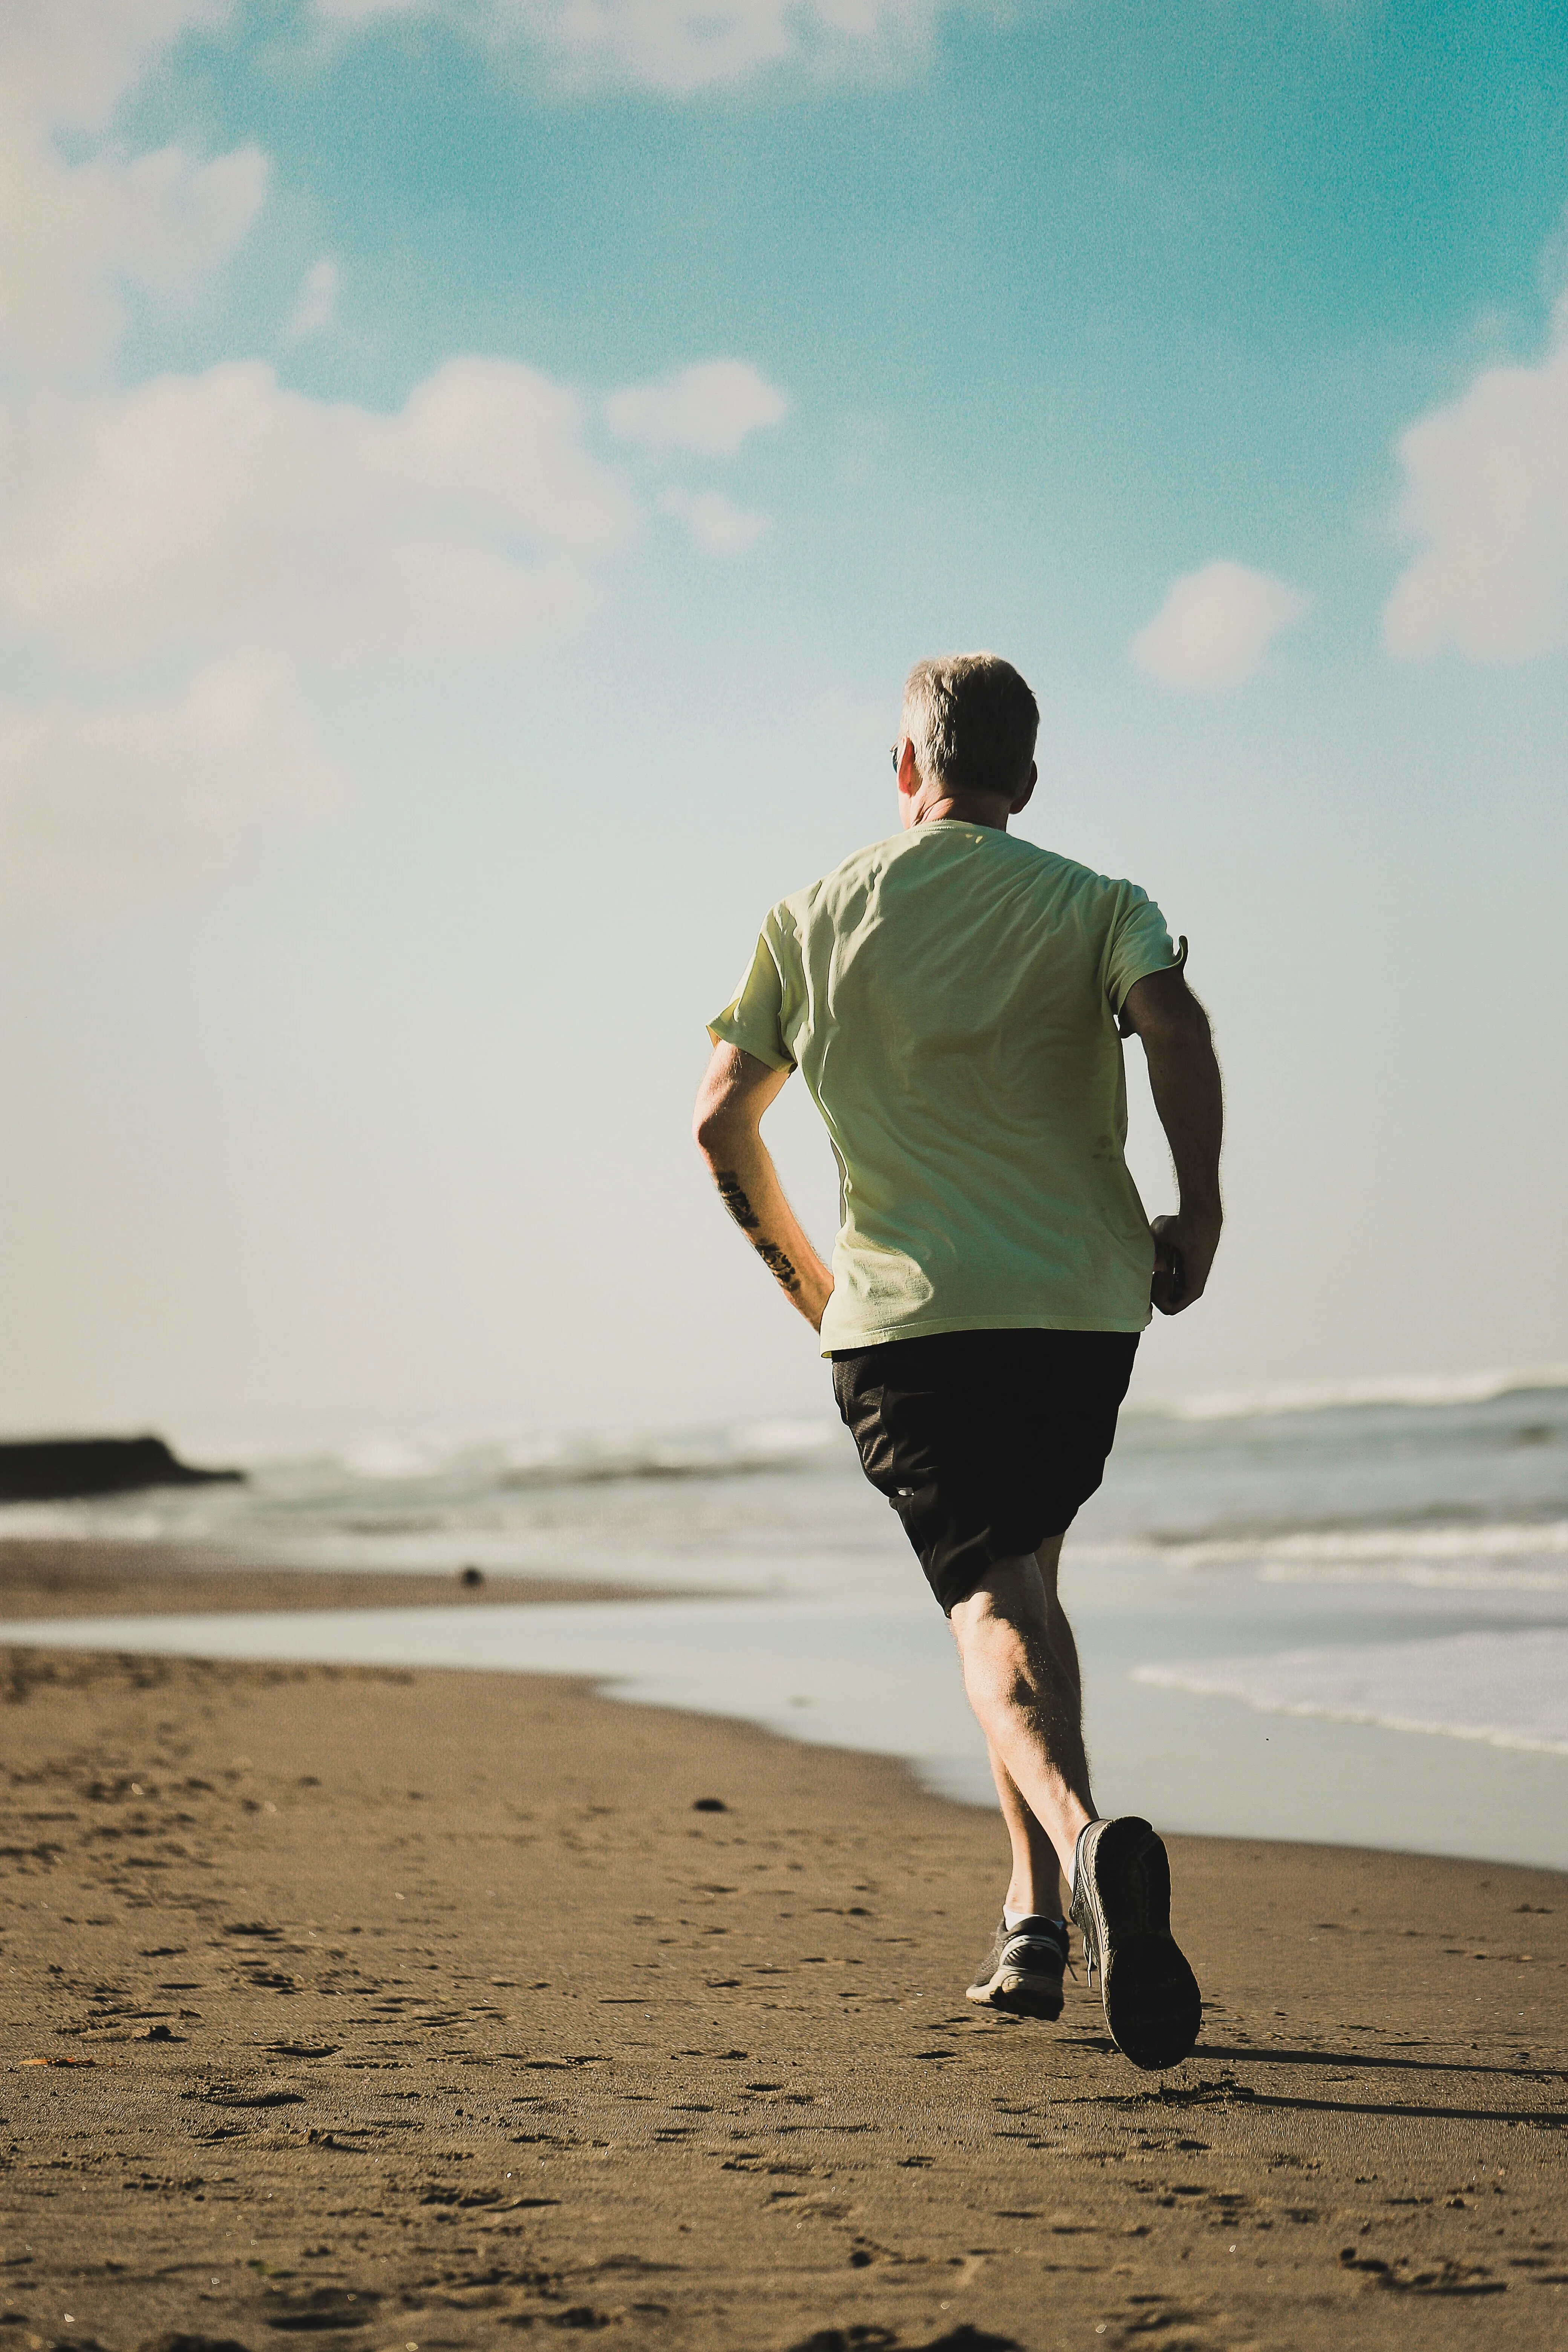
[692,653,1222,2072]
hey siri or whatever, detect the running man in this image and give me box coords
[693,653,1223,2071]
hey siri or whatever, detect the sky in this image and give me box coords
[0,0,1565,1448]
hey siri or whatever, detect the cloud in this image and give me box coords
[0,1,231,131]
[1383,345,1568,663]
[684,489,769,552]
[1132,560,1309,687]
[0,3,268,373]
[317,0,430,20]
[0,341,782,911]
[660,486,770,551]
[314,0,949,95]
[0,357,637,663]
[606,360,788,455]
[0,656,338,912]
[0,137,269,371]
[287,256,340,340]
[0,5,795,913]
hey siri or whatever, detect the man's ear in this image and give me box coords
[1010,761,1038,815]
[896,738,921,798]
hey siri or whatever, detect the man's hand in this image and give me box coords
[693,1043,835,1332]
[1120,966,1224,1319]
[1150,1208,1222,1317]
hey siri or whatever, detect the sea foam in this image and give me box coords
[1142,1364,1568,1422]
[1133,1626,1568,1755]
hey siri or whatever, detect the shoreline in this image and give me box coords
[2,1645,1564,2349]
[7,1552,1568,1880]
[0,1539,711,1619]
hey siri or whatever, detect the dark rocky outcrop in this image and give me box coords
[0,1436,245,1504]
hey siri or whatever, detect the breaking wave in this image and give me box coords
[1138,1364,1568,1423]
[1134,1627,1568,1756]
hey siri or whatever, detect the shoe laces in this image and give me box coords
[1070,1893,1100,1987]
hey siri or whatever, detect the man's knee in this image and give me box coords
[955,1600,1040,1699]
[952,1562,1050,1648]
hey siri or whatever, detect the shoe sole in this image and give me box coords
[1071,1816,1200,2070]
[965,1970,1064,2022]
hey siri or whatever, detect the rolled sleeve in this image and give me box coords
[707,926,794,1071]
[1103,884,1187,1017]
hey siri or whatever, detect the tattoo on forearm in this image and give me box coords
[715,1171,760,1230]
[756,1242,802,1294]
[714,1171,802,1294]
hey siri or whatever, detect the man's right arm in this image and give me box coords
[1119,966,1223,1315]
[693,1042,835,1332]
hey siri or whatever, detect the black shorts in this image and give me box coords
[831,1328,1139,1615]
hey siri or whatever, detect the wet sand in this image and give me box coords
[2,1645,1565,2352]
[0,1542,701,1620]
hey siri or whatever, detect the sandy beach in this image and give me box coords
[0,1547,702,1623]
[2,1612,1564,2352]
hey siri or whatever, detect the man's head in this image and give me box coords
[895,653,1040,828]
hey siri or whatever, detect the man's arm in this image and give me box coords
[1119,965,1223,1316]
[693,1043,835,1332]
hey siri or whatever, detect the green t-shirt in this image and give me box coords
[708,820,1184,1355]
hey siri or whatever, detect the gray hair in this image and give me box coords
[901,652,1039,800]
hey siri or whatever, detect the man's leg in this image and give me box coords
[949,1534,1095,1885]
[985,1744,1064,1919]
[954,1536,1202,2068]
[836,1330,1198,2064]
[980,1536,1089,1916]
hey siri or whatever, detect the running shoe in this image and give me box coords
[965,1914,1069,2020]
[1070,1816,1201,2070]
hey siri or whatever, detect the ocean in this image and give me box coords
[5,1367,1566,1870]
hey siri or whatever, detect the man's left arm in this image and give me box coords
[693,1043,835,1332]
[1119,965,1224,1316]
